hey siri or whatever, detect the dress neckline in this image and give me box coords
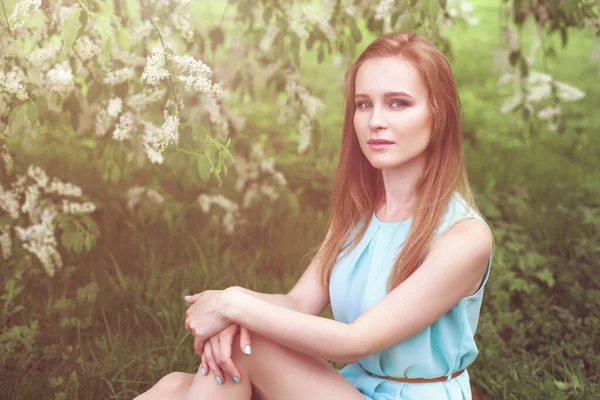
[372,212,413,226]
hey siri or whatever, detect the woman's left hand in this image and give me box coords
[184,289,234,343]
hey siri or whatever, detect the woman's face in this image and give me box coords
[353,56,433,170]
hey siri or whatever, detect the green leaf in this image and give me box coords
[317,44,325,63]
[197,155,211,183]
[438,0,447,8]
[80,139,96,149]
[95,19,112,62]
[26,101,39,124]
[349,18,362,43]
[61,9,83,50]
[263,7,272,24]
[110,163,121,183]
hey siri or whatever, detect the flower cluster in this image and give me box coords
[497,37,586,132]
[8,0,41,30]
[277,70,325,154]
[234,143,287,208]
[374,0,395,20]
[197,194,239,234]
[446,0,480,26]
[140,102,180,164]
[126,186,166,211]
[103,67,136,86]
[0,161,96,275]
[45,61,75,96]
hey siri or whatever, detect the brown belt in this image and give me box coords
[359,363,465,383]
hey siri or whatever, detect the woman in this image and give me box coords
[136,31,494,400]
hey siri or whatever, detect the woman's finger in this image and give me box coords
[239,326,252,355]
[203,341,224,385]
[184,293,202,304]
[194,336,203,357]
[217,325,242,383]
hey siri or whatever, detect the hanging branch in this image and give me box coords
[139,0,182,115]
[1,0,12,36]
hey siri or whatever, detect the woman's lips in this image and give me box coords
[368,142,394,150]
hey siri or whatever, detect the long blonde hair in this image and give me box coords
[316,31,481,293]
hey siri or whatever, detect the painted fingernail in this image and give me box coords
[201,367,205,376]
[244,344,252,355]
[184,295,191,299]
[215,376,223,385]
[233,376,240,383]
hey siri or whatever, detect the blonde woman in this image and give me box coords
[136,31,494,400]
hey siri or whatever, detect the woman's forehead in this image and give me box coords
[355,57,428,99]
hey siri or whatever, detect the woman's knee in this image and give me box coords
[155,372,193,391]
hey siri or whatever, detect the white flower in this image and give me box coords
[197,194,211,212]
[73,35,102,61]
[526,84,552,103]
[260,184,279,201]
[0,184,20,219]
[223,211,235,234]
[141,113,180,164]
[27,165,49,188]
[107,97,123,118]
[500,92,522,114]
[62,200,96,214]
[375,0,394,20]
[45,178,82,197]
[95,108,113,137]
[126,88,166,113]
[103,67,135,86]
[0,68,29,101]
[142,45,170,86]
[243,184,259,208]
[172,54,221,96]
[0,225,11,260]
[46,61,74,95]
[1,145,14,175]
[29,41,60,72]
[113,112,135,141]
[171,11,194,42]
[273,171,287,186]
[555,82,585,102]
[297,113,312,154]
[8,0,41,30]
[126,186,146,210]
[260,19,279,52]
[15,206,61,276]
[146,189,165,205]
[259,158,276,173]
[21,185,40,215]
[537,106,561,121]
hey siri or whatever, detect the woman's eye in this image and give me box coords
[391,100,407,108]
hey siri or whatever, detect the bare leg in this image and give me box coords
[133,372,196,400]
[183,332,365,400]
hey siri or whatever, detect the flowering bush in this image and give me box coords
[0,0,469,278]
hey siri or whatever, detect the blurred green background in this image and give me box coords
[0,0,598,399]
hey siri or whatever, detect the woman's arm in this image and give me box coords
[224,289,360,364]
[233,286,302,312]
[223,219,492,365]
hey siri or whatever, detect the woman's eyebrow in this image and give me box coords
[354,91,415,100]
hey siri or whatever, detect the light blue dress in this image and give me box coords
[329,192,493,400]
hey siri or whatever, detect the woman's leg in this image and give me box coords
[183,331,365,400]
[133,372,196,400]
[137,331,365,400]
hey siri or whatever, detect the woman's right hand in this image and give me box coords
[195,323,252,384]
